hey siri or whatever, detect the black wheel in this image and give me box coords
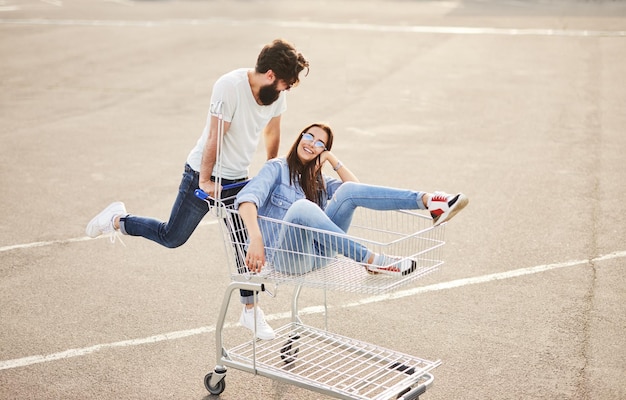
[396,387,411,399]
[204,372,226,395]
[280,335,300,365]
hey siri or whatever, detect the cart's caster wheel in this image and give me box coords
[396,387,410,399]
[280,335,300,365]
[204,372,226,395]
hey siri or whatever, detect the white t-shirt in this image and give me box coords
[186,68,287,180]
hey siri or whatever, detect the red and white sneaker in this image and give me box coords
[366,254,417,276]
[428,192,468,226]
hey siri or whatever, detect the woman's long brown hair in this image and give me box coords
[286,123,334,207]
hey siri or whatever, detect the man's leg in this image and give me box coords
[120,165,208,248]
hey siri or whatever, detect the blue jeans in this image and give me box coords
[120,164,254,302]
[120,164,210,248]
[273,182,426,274]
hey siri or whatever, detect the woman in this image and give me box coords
[236,123,468,275]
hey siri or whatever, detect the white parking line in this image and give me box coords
[40,0,62,6]
[1,250,623,371]
[102,0,134,6]
[0,18,624,37]
[0,219,218,253]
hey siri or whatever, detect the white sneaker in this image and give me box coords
[367,253,417,276]
[239,306,276,340]
[86,201,127,243]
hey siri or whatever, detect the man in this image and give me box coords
[86,39,310,340]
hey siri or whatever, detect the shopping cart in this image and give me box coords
[195,187,445,400]
[196,102,444,399]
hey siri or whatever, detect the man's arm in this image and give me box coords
[263,115,281,160]
[199,115,231,196]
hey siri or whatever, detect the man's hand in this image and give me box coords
[199,180,221,198]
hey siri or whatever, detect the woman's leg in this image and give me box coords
[272,222,317,274]
[324,182,426,231]
[273,199,372,274]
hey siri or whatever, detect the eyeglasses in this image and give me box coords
[301,132,326,149]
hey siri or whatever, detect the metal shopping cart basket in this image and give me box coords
[197,103,444,399]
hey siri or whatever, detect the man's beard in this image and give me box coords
[258,81,281,105]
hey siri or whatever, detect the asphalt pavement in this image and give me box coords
[1,0,625,399]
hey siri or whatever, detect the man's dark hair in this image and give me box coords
[256,39,310,87]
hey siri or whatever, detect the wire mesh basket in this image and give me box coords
[212,199,445,295]
[227,322,441,400]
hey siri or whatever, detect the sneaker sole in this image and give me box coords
[434,194,468,226]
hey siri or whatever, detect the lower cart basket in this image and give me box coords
[225,322,441,400]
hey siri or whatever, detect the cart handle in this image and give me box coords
[194,180,249,201]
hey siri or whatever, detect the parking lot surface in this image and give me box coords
[1,1,625,399]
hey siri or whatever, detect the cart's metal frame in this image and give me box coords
[198,104,444,399]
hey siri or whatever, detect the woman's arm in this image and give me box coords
[320,150,359,183]
[235,160,285,272]
[238,202,265,273]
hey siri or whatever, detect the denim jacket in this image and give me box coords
[235,157,343,262]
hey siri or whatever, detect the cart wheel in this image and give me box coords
[396,387,410,399]
[204,372,226,395]
[280,335,300,365]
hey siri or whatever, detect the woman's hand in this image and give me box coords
[245,236,266,273]
[320,150,359,183]
[319,150,337,168]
